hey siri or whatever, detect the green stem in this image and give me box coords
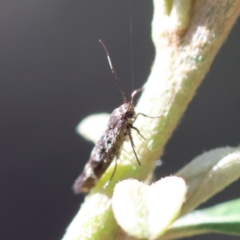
[63,1,240,239]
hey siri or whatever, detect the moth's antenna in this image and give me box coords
[99,39,127,104]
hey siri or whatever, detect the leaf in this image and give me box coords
[162,198,240,239]
[76,113,110,143]
[176,146,240,216]
[112,177,187,240]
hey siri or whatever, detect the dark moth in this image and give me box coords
[73,40,145,194]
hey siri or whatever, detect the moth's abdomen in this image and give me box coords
[73,119,126,194]
[73,169,96,194]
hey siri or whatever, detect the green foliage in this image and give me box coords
[63,1,240,239]
[164,198,240,239]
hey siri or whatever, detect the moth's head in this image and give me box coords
[120,102,136,119]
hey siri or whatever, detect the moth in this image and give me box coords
[73,40,152,194]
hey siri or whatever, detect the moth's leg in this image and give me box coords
[130,125,146,140]
[103,158,118,189]
[134,113,161,123]
[127,127,141,166]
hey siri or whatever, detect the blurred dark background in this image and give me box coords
[0,1,240,239]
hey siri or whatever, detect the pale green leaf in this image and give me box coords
[76,113,110,143]
[176,146,240,216]
[112,177,187,240]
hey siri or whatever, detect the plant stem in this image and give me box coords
[63,1,240,239]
